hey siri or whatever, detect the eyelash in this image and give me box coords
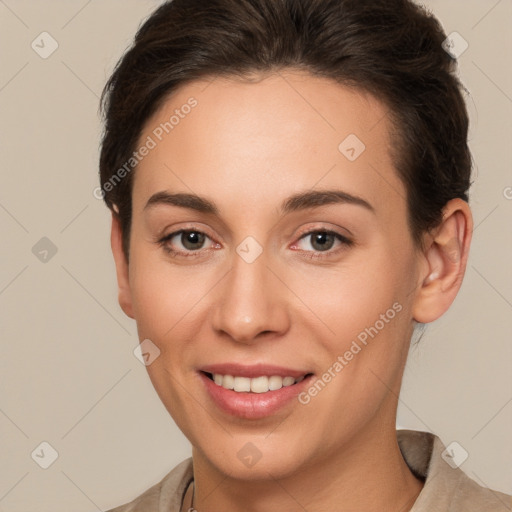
[157,228,353,259]
[157,229,218,259]
[292,228,353,259]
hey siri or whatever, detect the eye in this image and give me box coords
[158,229,217,256]
[292,229,352,254]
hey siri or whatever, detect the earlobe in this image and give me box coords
[110,212,135,319]
[412,199,473,324]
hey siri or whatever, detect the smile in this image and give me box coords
[199,366,315,419]
[206,372,307,393]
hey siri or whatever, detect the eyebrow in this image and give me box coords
[281,189,374,214]
[143,189,374,215]
[144,191,219,215]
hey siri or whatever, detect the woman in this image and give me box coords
[99,0,511,510]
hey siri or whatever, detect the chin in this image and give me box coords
[193,433,314,482]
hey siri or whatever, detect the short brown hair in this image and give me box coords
[99,0,471,259]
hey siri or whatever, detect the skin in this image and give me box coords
[110,69,473,512]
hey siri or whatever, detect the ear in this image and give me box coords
[110,212,134,319]
[412,198,473,323]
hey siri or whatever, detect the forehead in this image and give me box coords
[132,70,405,220]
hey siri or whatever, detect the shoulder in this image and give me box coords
[397,429,511,512]
[450,470,512,511]
[106,458,194,512]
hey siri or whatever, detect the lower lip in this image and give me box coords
[199,372,313,420]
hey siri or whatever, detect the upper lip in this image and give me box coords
[200,363,312,379]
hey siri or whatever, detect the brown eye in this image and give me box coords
[295,230,351,253]
[309,232,336,251]
[180,231,206,250]
[159,229,213,255]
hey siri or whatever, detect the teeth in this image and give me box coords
[250,376,268,393]
[269,375,283,391]
[211,373,306,393]
[234,376,251,392]
[222,374,234,389]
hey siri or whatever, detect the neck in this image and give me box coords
[188,419,424,512]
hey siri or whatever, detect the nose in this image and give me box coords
[211,252,290,344]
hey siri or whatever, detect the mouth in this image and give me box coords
[201,371,313,393]
[198,366,315,419]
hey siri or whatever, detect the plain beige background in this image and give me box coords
[0,0,511,510]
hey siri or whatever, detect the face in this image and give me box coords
[119,70,426,480]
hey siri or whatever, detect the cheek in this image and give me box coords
[296,296,411,451]
[128,250,210,340]
[127,254,206,433]
[287,244,416,410]
[308,250,414,391]
[129,268,174,340]
[288,250,412,341]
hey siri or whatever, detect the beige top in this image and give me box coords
[107,430,511,511]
